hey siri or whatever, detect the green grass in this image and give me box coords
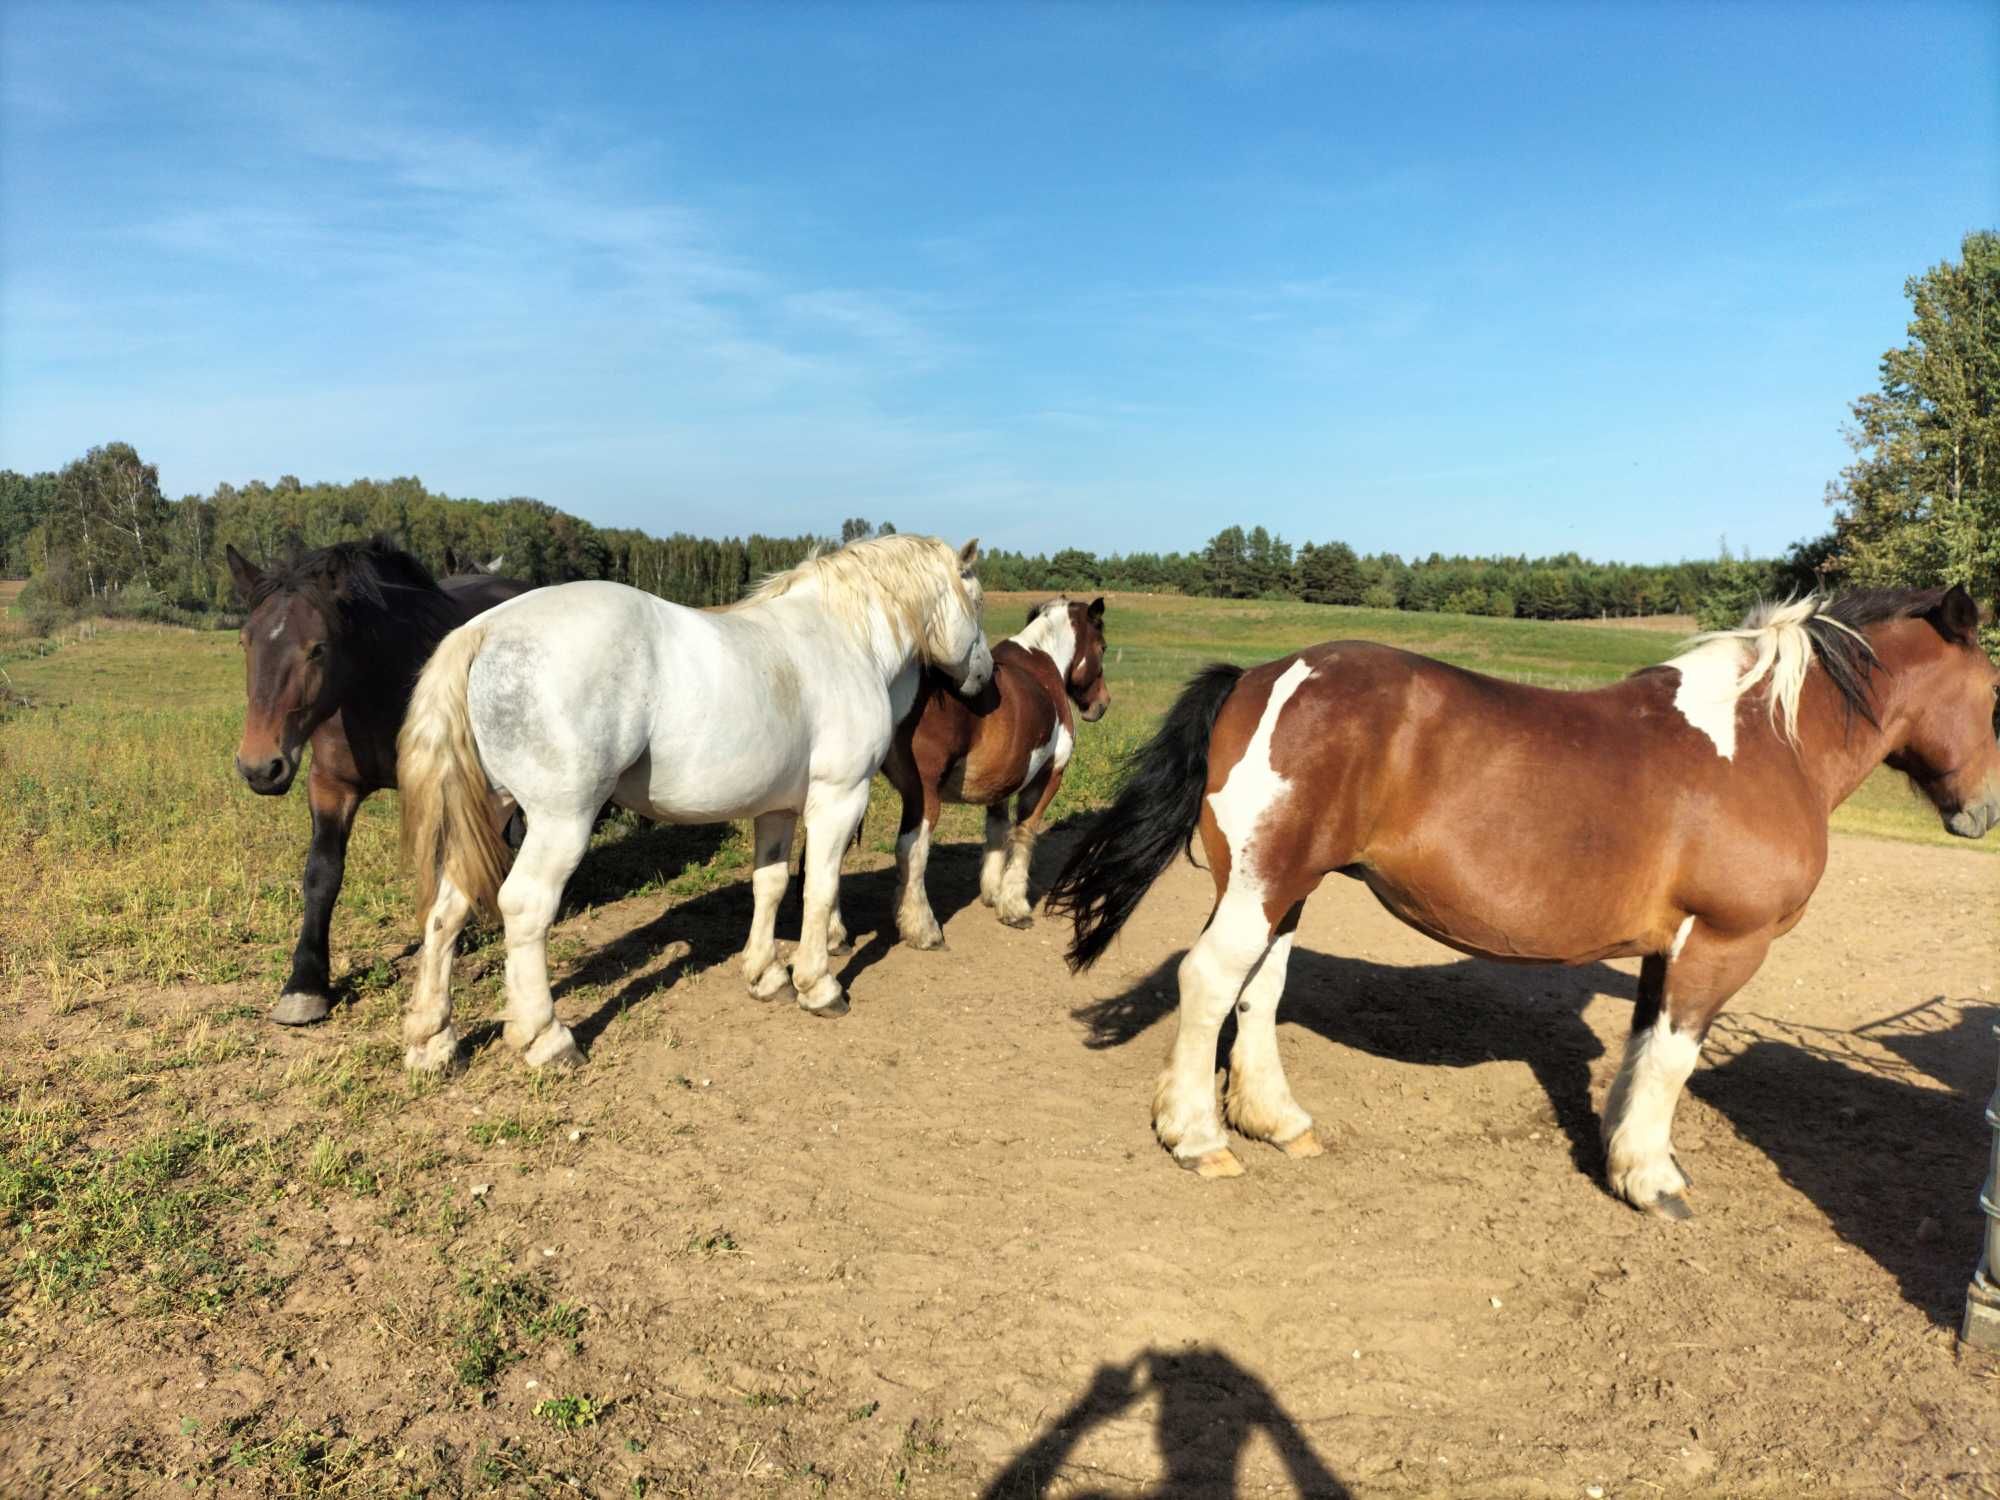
[452,1261,586,1388]
[0,594,1984,1001]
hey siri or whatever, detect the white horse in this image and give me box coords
[396,534,993,1071]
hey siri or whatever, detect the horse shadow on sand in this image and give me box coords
[1694,996,1997,1329]
[1072,940,1634,1184]
[981,1346,1350,1499]
[1073,915,1996,1330]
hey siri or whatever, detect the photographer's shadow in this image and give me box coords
[983,1347,1349,1499]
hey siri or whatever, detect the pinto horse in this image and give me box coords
[227,538,530,1025]
[884,595,1109,945]
[1047,586,2000,1217]
[396,534,993,1072]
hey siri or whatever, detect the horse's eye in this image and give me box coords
[306,642,326,662]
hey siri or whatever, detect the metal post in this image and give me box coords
[1964,1024,2000,1352]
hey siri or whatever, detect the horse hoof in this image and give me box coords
[802,992,850,1019]
[404,1032,461,1075]
[750,977,795,1005]
[1179,1149,1244,1179]
[1649,1192,1695,1222]
[828,937,853,956]
[903,931,944,951]
[525,1027,582,1070]
[270,991,332,1026]
[999,913,1034,930]
[1278,1128,1324,1160]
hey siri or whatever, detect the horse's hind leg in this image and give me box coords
[744,811,797,1000]
[497,809,597,1069]
[1603,922,1770,1219]
[405,874,472,1073]
[1156,883,1275,1178]
[1224,902,1320,1158]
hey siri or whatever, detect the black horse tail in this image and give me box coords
[1046,662,1244,972]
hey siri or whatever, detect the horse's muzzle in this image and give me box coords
[1945,800,1998,839]
[1080,699,1109,723]
[955,643,995,699]
[237,752,299,796]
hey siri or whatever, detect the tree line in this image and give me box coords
[6,230,1991,641]
[0,455,1791,631]
[976,532,1817,627]
[0,465,826,626]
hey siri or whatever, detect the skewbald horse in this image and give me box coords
[1047,586,2000,1217]
[885,595,1110,945]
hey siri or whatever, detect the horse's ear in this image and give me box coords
[958,538,980,571]
[1025,604,1041,628]
[443,546,461,575]
[1928,583,1981,645]
[486,554,504,573]
[1087,596,1105,624]
[225,544,262,602]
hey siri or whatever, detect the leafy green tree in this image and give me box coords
[1047,547,1102,586]
[840,517,874,544]
[1826,230,2000,637]
[1298,540,1365,605]
[44,443,170,600]
[1202,525,1253,598]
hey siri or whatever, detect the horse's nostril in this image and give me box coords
[263,758,286,783]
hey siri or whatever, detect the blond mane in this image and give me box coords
[732,533,974,659]
[1668,595,1868,747]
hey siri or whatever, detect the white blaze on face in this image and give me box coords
[1207,658,1315,900]
[1667,637,1747,760]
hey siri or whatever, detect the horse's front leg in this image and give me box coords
[1602,921,1771,1219]
[272,773,362,1026]
[884,744,944,949]
[995,763,1062,929]
[744,811,797,1000]
[788,785,871,1016]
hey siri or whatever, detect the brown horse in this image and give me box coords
[884,596,1109,945]
[1047,587,2000,1218]
[228,538,530,1025]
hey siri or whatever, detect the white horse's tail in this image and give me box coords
[399,622,510,919]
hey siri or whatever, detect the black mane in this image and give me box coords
[1799,586,1954,731]
[249,536,457,645]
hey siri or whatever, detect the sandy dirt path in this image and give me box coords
[3,831,1995,1497]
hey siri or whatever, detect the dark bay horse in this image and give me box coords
[1047,587,2000,1218]
[884,596,1109,945]
[228,538,530,1025]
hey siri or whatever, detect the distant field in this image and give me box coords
[0,591,1981,1004]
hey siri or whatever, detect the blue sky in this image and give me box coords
[3,3,1995,561]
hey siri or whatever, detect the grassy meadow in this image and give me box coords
[0,588,1977,1008]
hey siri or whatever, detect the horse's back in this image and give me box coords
[438,572,534,621]
[1207,640,1818,960]
[907,641,1065,805]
